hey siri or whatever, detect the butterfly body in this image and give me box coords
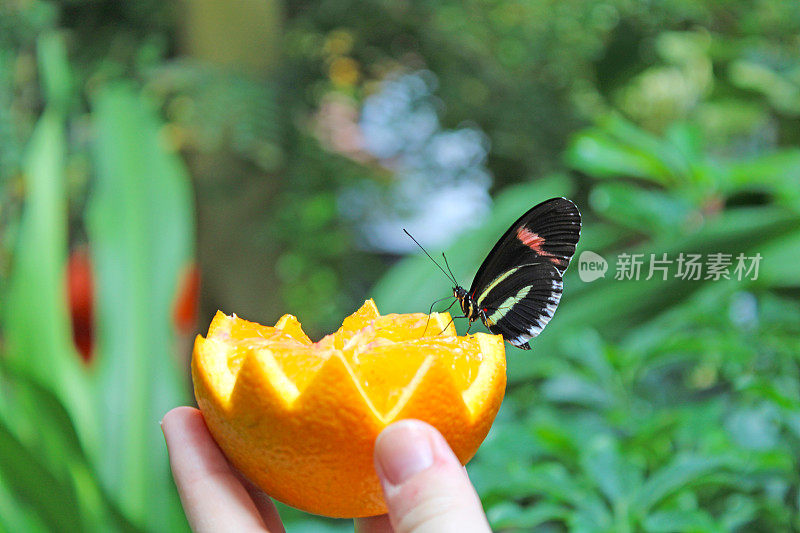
[452,285,485,329]
[451,197,581,350]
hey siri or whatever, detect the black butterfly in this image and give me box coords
[407,197,581,350]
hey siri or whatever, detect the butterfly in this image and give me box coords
[406,197,581,350]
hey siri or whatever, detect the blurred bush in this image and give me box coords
[1,0,799,531]
[376,118,800,530]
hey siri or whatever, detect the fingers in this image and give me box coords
[161,406,285,533]
[237,473,286,530]
[373,420,491,533]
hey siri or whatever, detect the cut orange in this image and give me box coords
[192,299,506,518]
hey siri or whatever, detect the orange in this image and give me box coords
[191,299,506,518]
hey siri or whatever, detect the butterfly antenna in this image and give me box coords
[441,252,457,284]
[403,229,458,285]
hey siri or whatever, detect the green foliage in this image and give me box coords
[1,34,191,532]
[2,0,800,531]
[286,0,800,178]
[376,114,800,530]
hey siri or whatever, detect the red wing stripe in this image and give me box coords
[516,226,561,264]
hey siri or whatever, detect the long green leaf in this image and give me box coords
[0,472,49,533]
[87,84,193,531]
[0,364,143,532]
[0,418,83,531]
[1,101,98,465]
[0,33,150,531]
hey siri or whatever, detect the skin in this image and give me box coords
[162,407,491,533]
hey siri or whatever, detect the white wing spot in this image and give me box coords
[512,334,532,345]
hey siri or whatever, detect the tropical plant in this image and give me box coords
[374,116,800,530]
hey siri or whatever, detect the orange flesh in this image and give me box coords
[213,313,479,414]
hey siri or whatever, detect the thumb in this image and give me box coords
[373,420,491,533]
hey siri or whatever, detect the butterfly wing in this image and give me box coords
[467,197,580,348]
[475,263,563,349]
[469,197,581,295]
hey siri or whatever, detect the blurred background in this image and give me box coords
[2,0,800,531]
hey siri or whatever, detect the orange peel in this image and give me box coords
[192,299,506,517]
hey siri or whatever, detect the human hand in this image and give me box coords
[162,406,491,533]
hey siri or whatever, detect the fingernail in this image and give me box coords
[375,420,434,485]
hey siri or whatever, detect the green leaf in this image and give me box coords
[719,494,757,530]
[1,106,97,457]
[727,150,800,189]
[36,32,73,112]
[589,183,693,237]
[633,455,729,514]
[0,364,83,475]
[580,435,643,509]
[0,473,49,533]
[559,329,616,386]
[87,84,193,531]
[541,374,612,408]
[643,509,721,533]
[524,463,612,526]
[729,59,800,116]
[0,364,142,532]
[566,130,669,183]
[488,501,570,529]
[0,417,83,532]
[565,116,691,185]
[3,110,69,387]
[664,122,703,163]
[754,229,800,287]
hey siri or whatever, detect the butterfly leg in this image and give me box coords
[423,296,458,336]
[439,315,469,336]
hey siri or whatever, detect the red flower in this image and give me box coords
[66,247,201,362]
[173,262,201,336]
[67,247,94,361]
